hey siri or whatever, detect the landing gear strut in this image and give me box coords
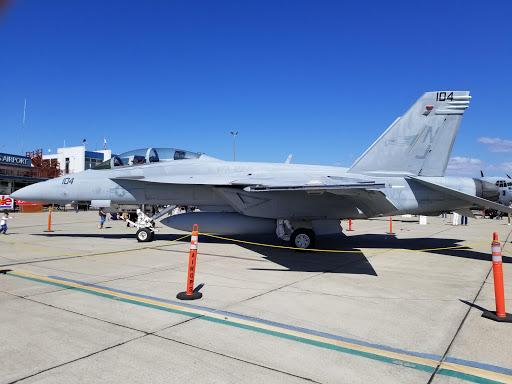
[128,205,176,242]
[124,208,156,242]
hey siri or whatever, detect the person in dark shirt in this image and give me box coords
[98,208,107,229]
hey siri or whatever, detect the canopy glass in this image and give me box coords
[93,148,201,170]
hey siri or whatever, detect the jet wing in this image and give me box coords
[110,174,380,190]
[110,175,255,186]
[111,174,393,218]
[410,177,512,214]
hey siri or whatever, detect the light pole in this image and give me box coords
[230,131,238,161]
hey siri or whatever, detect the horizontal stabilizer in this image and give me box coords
[244,183,386,193]
[411,177,512,214]
[452,208,476,218]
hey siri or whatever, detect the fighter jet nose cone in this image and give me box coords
[10,179,72,204]
[10,183,45,203]
[10,187,30,201]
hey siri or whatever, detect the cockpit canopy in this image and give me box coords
[93,148,202,170]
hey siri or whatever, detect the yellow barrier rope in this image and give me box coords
[0,233,191,258]
[0,230,500,257]
[201,233,491,254]
[500,245,512,255]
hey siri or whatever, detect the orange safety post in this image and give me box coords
[177,224,202,300]
[347,219,354,231]
[45,206,54,232]
[386,217,395,235]
[482,232,512,322]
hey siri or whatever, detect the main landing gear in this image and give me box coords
[276,219,317,249]
[290,228,316,249]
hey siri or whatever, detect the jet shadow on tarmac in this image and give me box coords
[28,231,510,278]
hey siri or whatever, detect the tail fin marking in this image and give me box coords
[348,91,470,177]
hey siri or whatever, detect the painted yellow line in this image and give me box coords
[6,270,438,369]
[5,270,512,384]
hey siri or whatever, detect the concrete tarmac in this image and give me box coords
[1,211,511,383]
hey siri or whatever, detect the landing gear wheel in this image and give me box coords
[290,228,316,249]
[136,228,153,242]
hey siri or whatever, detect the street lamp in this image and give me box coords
[230,131,238,162]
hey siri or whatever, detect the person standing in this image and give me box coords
[98,208,107,229]
[508,201,512,225]
[0,211,13,234]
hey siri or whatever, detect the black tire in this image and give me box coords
[136,228,153,242]
[290,228,316,249]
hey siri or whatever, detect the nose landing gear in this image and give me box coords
[127,205,176,242]
[136,227,154,242]
[124,209,156,242]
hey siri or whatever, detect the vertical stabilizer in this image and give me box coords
[348,91,470,177]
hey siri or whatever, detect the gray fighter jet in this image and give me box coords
[12,91,510,248]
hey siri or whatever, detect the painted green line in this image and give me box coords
[438,368,506,384]
[202,316,435,373]
[6,272,511,384]
[12,274,203,319]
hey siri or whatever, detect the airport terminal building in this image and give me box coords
[0,152,48,196]
[0,146,111,197]
[43,146,111,174]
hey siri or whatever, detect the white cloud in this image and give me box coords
[446,157,512,177]
[498,162,512,172]
[446,157,485,175]
[477,137,512,152]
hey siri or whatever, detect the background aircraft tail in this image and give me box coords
[348,91,470,177]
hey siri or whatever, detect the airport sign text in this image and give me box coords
[0,153,31,167]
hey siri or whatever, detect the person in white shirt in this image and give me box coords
[0,212,13,234]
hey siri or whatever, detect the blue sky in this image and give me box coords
[0,1,511,175]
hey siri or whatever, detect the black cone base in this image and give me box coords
[177,291,202,300]
[482,311,512,323]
